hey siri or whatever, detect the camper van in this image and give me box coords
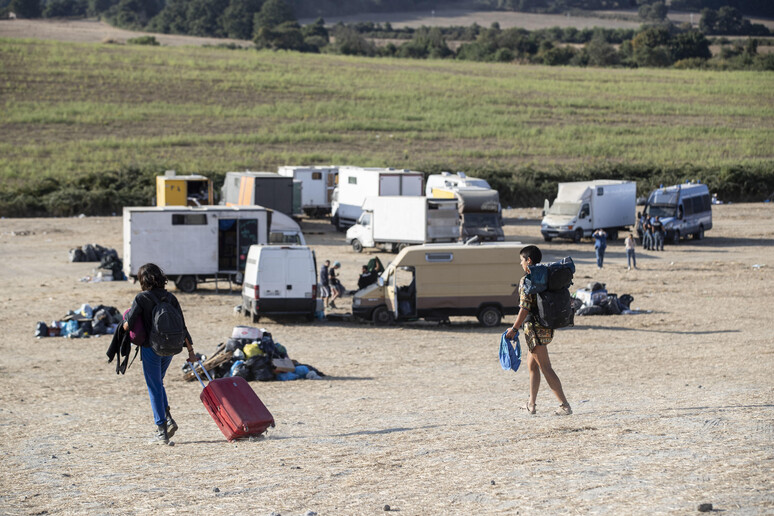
[431,186,504,242]
[331,166,424,230]
[241,245,317,322]
[277,166,338,218]
[352,242,523,327]
[638,183,712,243]
[123,206,270,292]
[221,171,296,216]
[541,180,636,242]
[425,171,491,197]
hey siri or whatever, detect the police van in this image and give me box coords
[640,182,712,243]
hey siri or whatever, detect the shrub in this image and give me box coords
[127,35,159,46]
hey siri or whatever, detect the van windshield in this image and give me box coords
[463,213,500,227]
[648,189,678,206]
[647,205,676,218]
[547,202,581,216]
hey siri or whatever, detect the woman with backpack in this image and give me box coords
[123,263,197,445]
[505,245,572,416]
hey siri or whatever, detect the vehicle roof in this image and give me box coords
[393,242,522,266]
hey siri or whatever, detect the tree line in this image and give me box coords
[2,0,772,71]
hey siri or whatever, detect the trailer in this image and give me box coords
[221,171,295,216]
[123,206,270,293]
[331,166,424,231]
[345,196,460,253]
[156,171,213,207]
[541,180,636,242]
[277,166,338,218]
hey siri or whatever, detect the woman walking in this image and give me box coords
[123,263,197,445]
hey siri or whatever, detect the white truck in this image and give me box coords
[277,166,338,218]
[346,196,460,253]
[331,166,424,231]
[123,206,270,292]
[540,180,636,242]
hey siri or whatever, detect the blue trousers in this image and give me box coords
[595,246,606,268]
[654,232,664,250]
[141,346,173,426]
[627,248,636,268]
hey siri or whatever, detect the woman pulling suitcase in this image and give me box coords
[123,263,197,445]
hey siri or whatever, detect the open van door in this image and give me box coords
[384,266,399,319]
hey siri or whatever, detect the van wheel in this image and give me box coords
[372,306,394,325]
[477,306,502,327]
[175,275,196,293]
[397,243,410,252]
[573,229,583,243]
[543,235,552,242]
[672,230,680,245]
[352,239,363,253]
[695,225,704,240]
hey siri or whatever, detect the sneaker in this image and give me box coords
[150,424,170,445]
[165,407,178,439]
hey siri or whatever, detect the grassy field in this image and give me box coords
[0,37,773,211]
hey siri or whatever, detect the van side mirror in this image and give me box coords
[377,277,384,287]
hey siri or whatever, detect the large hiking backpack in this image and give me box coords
[525,257,575,330]
[147,291,186,356]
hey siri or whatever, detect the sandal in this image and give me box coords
[522,401,536,415]
[554,404,572,416]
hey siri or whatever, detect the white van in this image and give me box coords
[241,245,317,322]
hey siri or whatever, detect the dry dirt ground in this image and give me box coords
[0,203,772,514]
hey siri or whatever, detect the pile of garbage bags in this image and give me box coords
[184,326,324,382]
[573,282,635,316]
[69,244,117,263]
[35,303,122,338]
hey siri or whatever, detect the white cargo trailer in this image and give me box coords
[123,206,270,292]
[540,180,636,242]
[277,166,338,218]
[345,196,460,253]
[331,167,424,231]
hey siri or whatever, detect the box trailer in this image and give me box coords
[123,206,270,292]
[331,166,424,231]
[221,171,295,216]
[345,196,460,253]
[156,171,213,207]
[352,242,524,326]
[277,166,338,218]
[541,180,636,242]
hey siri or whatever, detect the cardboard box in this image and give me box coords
[272,358,295,373]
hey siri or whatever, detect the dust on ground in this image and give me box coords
[0,203,772,514]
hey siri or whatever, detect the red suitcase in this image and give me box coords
[192,361,275,441]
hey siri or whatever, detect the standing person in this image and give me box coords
[505,245,572,416]
[593,228,607,269]
[328,261,342,308]
[652,216,665,251]
[123,263,197,445]
[320,260,331,308]
[625,233,637,270]
[643,219,654,251]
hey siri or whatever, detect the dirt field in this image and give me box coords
[0,203,772,514]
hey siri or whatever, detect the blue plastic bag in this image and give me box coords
[499,330,521,372]
[276,372,299,381]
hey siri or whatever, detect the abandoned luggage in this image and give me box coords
[192,361,275,441]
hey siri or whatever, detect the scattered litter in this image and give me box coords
[36,303,122,338]
[182,326,325,383]
[752,264,765,269]
[573,282,650,316]
[69,243,117,263]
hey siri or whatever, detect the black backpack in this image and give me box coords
[528,257,575,330]
[147,291,186,356]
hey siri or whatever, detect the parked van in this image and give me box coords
[638,182,712,243]
[352,242,523,327]
[241,245,317,322]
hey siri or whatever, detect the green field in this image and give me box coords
[1,37,773,213]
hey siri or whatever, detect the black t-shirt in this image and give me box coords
[125,288,192,346]
[651,220,664,233]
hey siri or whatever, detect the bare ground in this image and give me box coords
[0,203,772,514]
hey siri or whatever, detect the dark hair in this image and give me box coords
[520,245,542,264]
[138,263,167,291]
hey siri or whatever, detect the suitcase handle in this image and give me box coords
[191,359,213,388]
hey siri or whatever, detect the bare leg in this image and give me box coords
[531,345,569,407]
[527,350,540,409]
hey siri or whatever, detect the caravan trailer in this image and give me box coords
[277,166,338,217]
[123,206,270,292]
